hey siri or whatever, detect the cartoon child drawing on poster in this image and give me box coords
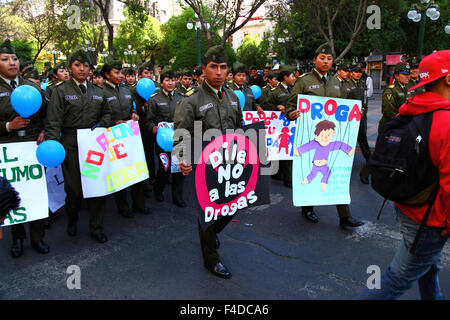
[294,120,355,192]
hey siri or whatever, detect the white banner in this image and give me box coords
[77,120,149,198]
[0,142,48,226]
[46,165,66,213]
[243,111,297,160]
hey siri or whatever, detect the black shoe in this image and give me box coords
[155,192,164,202]
[340,216,365,228]
[44,218,51,229]
[31,240,50,254]
[302,211,319,223]
[284,181,292,188]
[91,233,108,243]
[173,199,186,208]
[118,210,135,218]
[67,224,77,237]
[215,235,220,249]
[133,207,152,215]
[10,239,23,258]
[204,262,231,279]
[360,174,370,184]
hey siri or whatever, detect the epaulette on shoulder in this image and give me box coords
[388,84,395,88]
[271,86,277,91]
[298,73,308,79]
[185,87,197,97]
[55,81,65,87]
[151,92,159,98]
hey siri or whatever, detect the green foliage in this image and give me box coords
[12,38,33,62]
[236,34,269,68]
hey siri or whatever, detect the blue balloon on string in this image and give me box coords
[136,78,156,101]
[40,82,47,91]
[133,101,136,110]
[233,90,245,110]
[156,128,174,152]
[36,140,66,168]
[250,85,262,100]
[10,85,42,118]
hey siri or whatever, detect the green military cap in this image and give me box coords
[181,68,192,77]
[0,39,16,54]
[101,55,123,77]
[204,45,228,64]
[20,60,33,71]
[351,62,363,72]
[232,61,246,74]
[315,42,333,56]
[124,67,135,76]
[139,61,153,74]
[394,62,410,75]
[22,65,34,75]
[278,64,295,73]
[409,57,419,68]
[93,65,102,77]
[54,61,68,71]
[69,47,89,65]
[23,68,40,80]
[160,66,176,80]
[268,70,278,78]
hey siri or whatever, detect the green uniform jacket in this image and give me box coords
[146,90,183,133]
[226,81,259,111]
[103,82,136,125]
[175,83,190,96]
[378,80,410,131]
[45,77,111,140]
[262,83,291,111]
[407,78,425,96]
[258,83,275,107]
[0,76,46,143]
[286,69,341,120]
[334,75,352,99]
[347,78,368,111]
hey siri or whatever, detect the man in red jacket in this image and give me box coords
[356,49,450,300]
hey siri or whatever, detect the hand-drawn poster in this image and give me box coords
[292,95,361,206]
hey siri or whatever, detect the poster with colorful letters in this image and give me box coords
[292,95,361,206]
[77,120,149,198]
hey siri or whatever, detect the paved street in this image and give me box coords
[0,92,448,300]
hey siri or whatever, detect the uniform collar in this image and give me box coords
[204,79,222,95]
[280,82,289,90]
[1,75,19,87]
[313,68,327,80]
[71,77,88,88]
[162,88,173,97]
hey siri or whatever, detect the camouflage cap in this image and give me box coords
[204,45,228,64]
[0,39,15,54]
[232,61,247,74]
[394,62,411,75]
[23,68,40,80]
[69,47,89,65]
[315,42,333,56]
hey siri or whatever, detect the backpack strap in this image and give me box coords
[409,183,439,254]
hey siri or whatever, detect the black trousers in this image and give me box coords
[141,120,156,182]
[358,113,371,162]
[302,204,350,219]
[61,133,106,235]
[113,180,146,212]
[154,146,184,202]
[198,215,233,267]
[11,219,45,241]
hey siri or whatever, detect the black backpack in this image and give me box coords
[370,111,443,254]
[370,112,438,205]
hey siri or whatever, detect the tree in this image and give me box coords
[183,0,267,48]
[12,39,34,62]
[92,0,115,55]
[236,34,269,68]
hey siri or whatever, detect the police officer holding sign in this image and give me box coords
[285,43,364,229]
[45,48,111,243]
[174,46,243,279]
[0,39,49,258]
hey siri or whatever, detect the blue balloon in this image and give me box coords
[250,85,262,100]
[36,140,66,168]
[10,85,42,118]
[133,101,136,111]
[233,90,245,110]
[136,78,156,101]
[40,82,47,91]
[156,128,174,152]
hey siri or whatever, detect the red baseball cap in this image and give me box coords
[409,49,450,91]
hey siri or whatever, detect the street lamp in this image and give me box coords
[98,52,107,64]
[187,17,210,67]
[277,29,290,64]
[445,22,450,35]
[83,40,96,64]
[407,0,441,59]
[49,45,60,66]
[123,45,137,66]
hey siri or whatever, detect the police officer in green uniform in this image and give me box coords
[285,43,364,229]
[147,67,186,208]
[0,39,50,257]
[175,68,193,96]
[262,64,297,188]
[174,46,243,279]
[333,60,352,98]
[407,57,424,96]
[227,61,260,111]
[92,66,104,88]
[101,57,151,218]
[45,48,111,243]
[347,62,371,184]
[23,67,41,86]
[258,70,278,106]
[46,62,70,100]
[124,67,136,88]
[379,62,411,132]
